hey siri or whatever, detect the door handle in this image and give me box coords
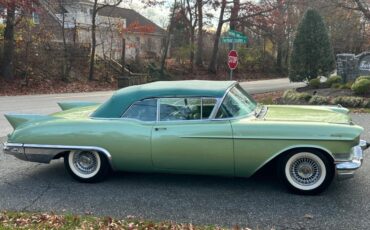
[154,127,167,131]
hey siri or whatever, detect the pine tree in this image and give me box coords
[289,9,335,82]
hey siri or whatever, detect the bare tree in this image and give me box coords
[89,0,123,81]
[208,0,277,73]
[333,0,370,20]
[185,0,197,72]
[1,1,35,80]
[208,0,226,73]
[58,0,71,82]
[160,0,177,78]
[2,4,16,80]
[195,0,203,66]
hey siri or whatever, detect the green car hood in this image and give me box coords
[264,105,351,124]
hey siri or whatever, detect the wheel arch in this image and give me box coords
[252,145,335,176]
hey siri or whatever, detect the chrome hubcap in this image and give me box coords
[290,157,321,186]
[73,151,98,175]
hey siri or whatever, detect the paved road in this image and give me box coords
[240,78,305,94]
[0,78,304,137]
[0,115,369,229]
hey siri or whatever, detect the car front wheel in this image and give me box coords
[64,150,110,183]
[278,149,334,195]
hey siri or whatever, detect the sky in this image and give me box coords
[120,1,172,28]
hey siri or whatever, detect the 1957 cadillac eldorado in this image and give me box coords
[3,80,369,195]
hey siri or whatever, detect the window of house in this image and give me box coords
[122,99,157,121]
[32,12,40,25]
[147,37,153,51]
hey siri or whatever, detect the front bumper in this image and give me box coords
[336,140,369,180]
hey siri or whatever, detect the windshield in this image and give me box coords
[216,85,257,119]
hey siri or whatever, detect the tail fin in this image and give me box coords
[58,101,100,111]
[4,114,50,129]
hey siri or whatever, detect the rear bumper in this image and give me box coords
[336,140,369,180]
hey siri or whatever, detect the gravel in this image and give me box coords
[0,114,369,230]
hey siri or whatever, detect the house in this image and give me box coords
[33,0,166,61]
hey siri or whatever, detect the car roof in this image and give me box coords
[92,80,237,118]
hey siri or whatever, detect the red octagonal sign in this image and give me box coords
[228,50,238,70]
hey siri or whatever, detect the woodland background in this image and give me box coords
[0,0,369,95]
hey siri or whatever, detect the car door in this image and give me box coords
[151,97,234,176]
[112,98,157,172]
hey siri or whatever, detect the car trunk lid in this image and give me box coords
[51,105,99,119]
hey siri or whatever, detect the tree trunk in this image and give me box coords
[186,0,194,73]
[189,28,194,72]
[61,3,70,82]
[195,0,203,67]
[88,0,98,81]
[275,0,286,74]
[121,38,126,74]
[230,0,240,30]
[2,4,16,80]
[160,0,177,78]
[208,0,226,73]
[276,41,283,73]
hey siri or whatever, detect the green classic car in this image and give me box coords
[3,80,369,195]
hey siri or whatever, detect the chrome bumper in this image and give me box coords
[3,142,114,168]
[3,142,56,163]
[336,140,369,180]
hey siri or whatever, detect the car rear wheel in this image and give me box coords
[278,150,334,195]
[64,150,110,183]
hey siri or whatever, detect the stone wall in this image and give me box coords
[337,52,370,82]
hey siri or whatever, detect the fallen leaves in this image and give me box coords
[0,211,244,230]
[0,76,117,96]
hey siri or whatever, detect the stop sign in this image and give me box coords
[228,50,238,70]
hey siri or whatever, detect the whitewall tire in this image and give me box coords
[64,150,110,183]
[278,149,334,195]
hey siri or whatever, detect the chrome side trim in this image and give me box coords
[3,143,114,169]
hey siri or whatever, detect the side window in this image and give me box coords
[122,99,157,121]
[202,98,217,119]
[160,98,201,121]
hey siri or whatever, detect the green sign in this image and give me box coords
[221,37,248,44]
[228,30,246,38]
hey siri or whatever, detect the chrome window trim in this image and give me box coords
[209,82,238,119]
[120,98,158,122]
[210,82,255,121]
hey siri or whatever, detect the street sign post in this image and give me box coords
[220,30,248,80]
[228,50,238,80]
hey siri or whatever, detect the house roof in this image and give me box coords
[97,6,165,35]
[92,80,236,118]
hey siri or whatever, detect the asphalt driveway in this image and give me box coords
[0,114,369,229]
